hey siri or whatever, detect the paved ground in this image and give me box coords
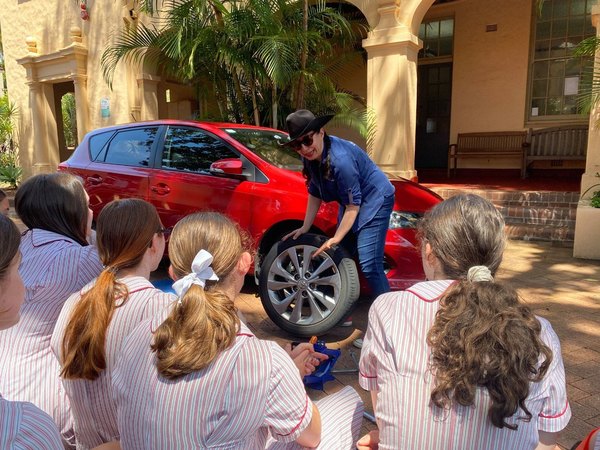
[234,240,600,449]
[9,208,599,448]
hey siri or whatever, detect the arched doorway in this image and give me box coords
[16,28,89,174]
[53,83,78,162]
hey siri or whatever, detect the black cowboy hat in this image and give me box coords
[279,109,334,146]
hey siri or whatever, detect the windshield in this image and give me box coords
[222,128,303,171]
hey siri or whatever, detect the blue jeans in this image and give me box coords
[341,195,394,299]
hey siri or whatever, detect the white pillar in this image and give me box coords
[573,3,600,260]
[26,81,53,174]
[72,74,91,142]
[362,3,421,180]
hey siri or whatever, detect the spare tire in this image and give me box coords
[258,233,360,336]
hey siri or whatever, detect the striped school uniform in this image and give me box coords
[0,394,64,450]
[359,280,571,450]
[113,312,314,449]
[0,229,103,448]
[51,276,176,450]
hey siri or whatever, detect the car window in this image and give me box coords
[99,127,158,167]
[222,128,303,171]
[162,126,238,173]
[89,131,114,161]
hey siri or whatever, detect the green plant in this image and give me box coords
[0,94,22,188]
[61,93,78,148]
[0,164,22,188]
[580,172,600,209]
[101,0,371,139]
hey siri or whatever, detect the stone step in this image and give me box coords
[505,222,575,244]
[430,187,580,207]
[429,187,579,243]
[497,205,576,227]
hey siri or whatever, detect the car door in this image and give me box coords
[81,126,160,216]
[148,125,256,232]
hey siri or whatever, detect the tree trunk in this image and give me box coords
[295,0,308,110]
[250,76,260,126]
[272,84,278,129]
[232,71,251,123]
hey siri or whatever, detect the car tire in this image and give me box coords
[259,233,360,336]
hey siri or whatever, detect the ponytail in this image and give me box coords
[427,280,552,429]
[152,284,239,379]
[61,269,127,380]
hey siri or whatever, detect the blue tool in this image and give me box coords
[151,278,176,294]
[303,340,341,390]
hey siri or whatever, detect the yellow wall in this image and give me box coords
[450,0,532,137]
[0,1,167,175]
[423,0,533,169]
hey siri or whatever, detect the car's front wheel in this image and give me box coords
[258,233,360,336]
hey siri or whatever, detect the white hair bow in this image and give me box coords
[172,249,219,297]
[467,265,494,283]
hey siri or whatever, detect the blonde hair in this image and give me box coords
[61,199,162,380]
[152,212,251,379]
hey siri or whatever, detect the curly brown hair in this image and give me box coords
[420,194,553,429]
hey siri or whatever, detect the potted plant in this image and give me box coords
[574,172,600,259]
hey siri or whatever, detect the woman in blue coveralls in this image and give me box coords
[282,109,395,299]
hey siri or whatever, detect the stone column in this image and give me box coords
[137,74,161,121]
[26,81,53,174]
[72,75,91,142]
[573,3,600,259]
[362,3,421,181]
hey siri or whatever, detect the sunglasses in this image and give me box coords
[157,227,171,238]
[290,132,316,151]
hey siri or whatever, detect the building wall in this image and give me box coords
[450,0,532,138]
[0,1,163,175]
[421,0,533,169]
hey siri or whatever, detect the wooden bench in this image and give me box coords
[525,125,588,176]
[447,131,527,178]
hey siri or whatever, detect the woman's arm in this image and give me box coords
[356,391,380,449]
[283,194,322,240]
[91,442,121,450]
[535,431,559,450]
[296,403,322,448]
[312,205,359,258]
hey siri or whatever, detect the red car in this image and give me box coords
[59,120,441,335]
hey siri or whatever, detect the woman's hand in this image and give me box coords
[284,342,329,377]
[312,237,340,258]
[283,226,309,241]
[356,430,379,450]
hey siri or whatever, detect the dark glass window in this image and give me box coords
[89,131,114,161]
[418,18,454,59]
[99,128,157,167]
[529,0,594,119]
[161,127,238,173]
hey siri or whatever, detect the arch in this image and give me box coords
[342,0,437,33]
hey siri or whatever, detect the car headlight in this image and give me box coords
[389,211,422,229]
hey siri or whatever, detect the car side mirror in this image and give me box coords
[209,158,245,179]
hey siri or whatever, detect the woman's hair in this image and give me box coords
[152,212,250,379]
[420,194,552,429]
[302,132,332,186]
[15,173,89,245]
[0,214,21,282]
[61,199,162,380]
[0,188,6,202]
